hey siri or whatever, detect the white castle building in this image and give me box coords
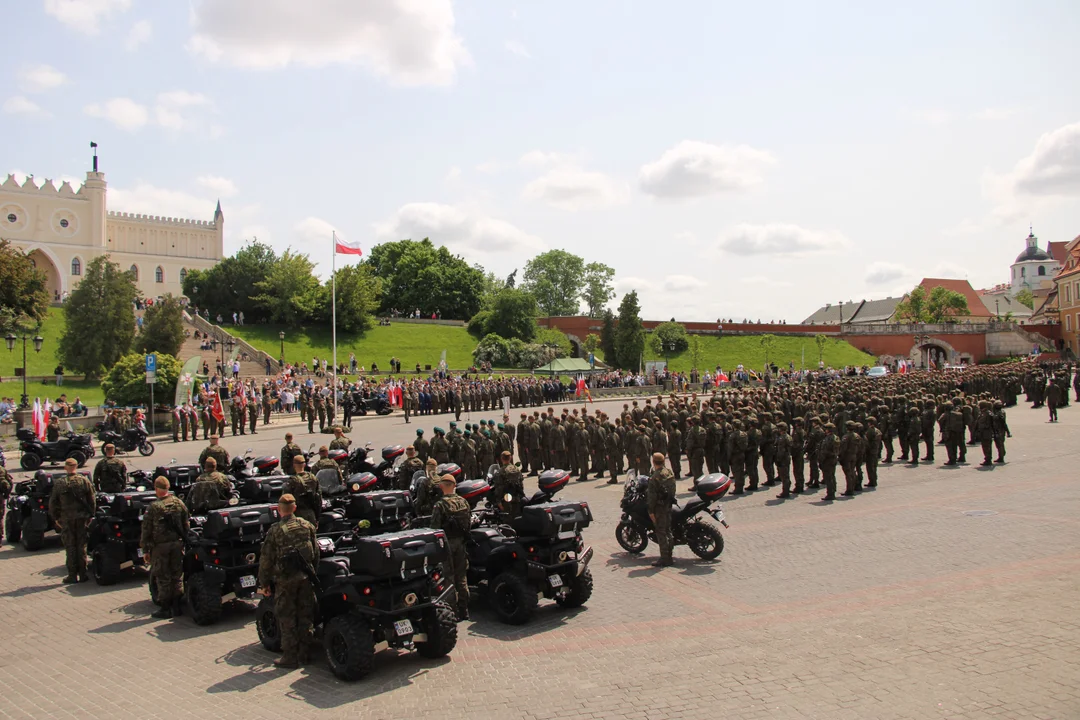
[0,167,223,300]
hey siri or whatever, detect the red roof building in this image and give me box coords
[918,278,993,318]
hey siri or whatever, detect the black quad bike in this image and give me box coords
[322,469,413,542]
[182,501,279,625]
[460,468,596,625]
[346,443,405,487]
[94,423,154,456]
[150,462,203,500]
[615,471,730,560]
[227,449,281,484]
[16,427,96,471]
[351,393,394,416]
[4,471,63,550]
[255,528,458,681]
[87,487,157,586]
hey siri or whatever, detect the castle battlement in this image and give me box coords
[106,211,217,228]
[2,173,84,197]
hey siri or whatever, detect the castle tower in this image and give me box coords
[83,169,107,248]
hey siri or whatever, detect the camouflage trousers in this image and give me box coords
[653,512,673,563]
[59,519,89,576]
[667,451,680,479]
[688,450,705,480]
[446,539,469,618]
[275,575,316,661]
[150,541,183,606]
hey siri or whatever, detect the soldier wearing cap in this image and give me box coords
[430,474,471,620]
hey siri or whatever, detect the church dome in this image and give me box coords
[1014,245,1051,263]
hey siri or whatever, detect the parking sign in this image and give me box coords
[146,354,156,372]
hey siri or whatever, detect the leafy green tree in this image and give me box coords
[137,294,185,357]
[614,291,645,370]
[814,334,828,363]
[648,321,689,357]
[315,263,382,333]
[894,285,931,323]
[478,269,506,309]
[59,256,138,378]
[583,333,600,355]
[0,240,49,332]
[759,334,777,367]
[599,309,617,362]
[102,352,181,407]
[534,327,572,357]
[522,249,585,316]
[926,286,969,323]
[253,250,321,326]
[1014,288,1034,310]
[182,240,277,322]
[485,288,538,340]
[688,335,702,371]
[365,239,485,320]
[472,333,513,366]
[581,262,615,317]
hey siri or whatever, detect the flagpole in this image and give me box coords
[331,231,338,424]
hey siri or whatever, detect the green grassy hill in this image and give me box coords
[634,332,874,372]
[2,307,66,377]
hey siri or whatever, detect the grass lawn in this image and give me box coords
[0,379,105,407]
[2,307,67,378]
[230,322,480,371]
[632,333,875,373]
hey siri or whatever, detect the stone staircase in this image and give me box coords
[180,313,273,377]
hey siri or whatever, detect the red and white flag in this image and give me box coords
[32,398,45,440]
[211,393,225,422]
[335,238,364,256]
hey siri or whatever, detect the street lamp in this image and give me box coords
[279,331,285,365]
[5,332,44,409]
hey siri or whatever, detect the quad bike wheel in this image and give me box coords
[554,568,593,609]
[4,511,21,543]
[20,452,42,471]
[323,614,375,681]
[489,571,537,625]
[415,603,458,659]
[91,548,120,586]
[185,573,223,626]
[255,596,282,652]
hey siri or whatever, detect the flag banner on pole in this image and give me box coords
[211,393,225,422]
[502,396,510,416]
[334,238,364,256]
[32,398,44,440]
[176,356,202,407]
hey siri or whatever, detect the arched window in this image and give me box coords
[70,257,81,276]
[1038,265,1046,276]
[179,268,187,283]
[155,266,164,283]
[1021,267,1026,277]
[130,264,139,280]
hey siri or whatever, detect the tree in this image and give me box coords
[583,333,600,355]
[478,269,507,310]
[253,250,321,326]
[759,334,777,367]
[926,286,969,323]
[688,335,702,371]
[534,327,572,358]
[317,263,382,333]
[505,269,517,289]
[1014,288,1034,310]
[814,334,828,363]
[614,291,645,371]
[59,256,138,378]
[894,285,930,323]
[101,352,181,407]
[581,261,615,317]
[137,294,185,357]
[182,240,277,322]
[365,239,485,320]
[484,288,538,341]
[0,240,49,332]
[522,249,586,316]
[648,321,689,358]
[599,309,617,362]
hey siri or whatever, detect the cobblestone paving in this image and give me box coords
[2,399,1078,719]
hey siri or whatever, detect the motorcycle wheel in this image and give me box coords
[20,452,42,471]
[615,521,648,554]
[138,442,155,457]
[685,522,724,561]
[67,450,87,468]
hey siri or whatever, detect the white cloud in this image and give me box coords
[84,97,148,131]
[505,40,531,58]
[154,90,213,131]
[975,107,1021,121]
[1010,121,1080,197]
[43,0,132,34]
[916,109,951,126]
[475,160,501,174]
[717,223,847,256]
[3,96,50,118]
[197,175,237,198]
[662,275,707,293]
[125,19,152,51]
[865,261,911,285]
[739,275,793,289]
[374,202,545,256]
[188,0,471,86]
[519,150,576,168]
[522,166,627,211]
[18,64,68,93]
[444,166,462,184]
[294,216,344,246]
[639,140,776,199]
[614,276,657,293]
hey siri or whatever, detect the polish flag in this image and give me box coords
[211,393,225,422]
[32,398,46,440]
[335,238,364,256]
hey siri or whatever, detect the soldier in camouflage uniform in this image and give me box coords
[430,475,471,620]
[310,446,343,486]
[413,459,439,516]
[0,464,11,548]
[413,429,430,463]
[48,458,96,583]
[140,476,190,619]
[280,433,304,469]
[284,454,321,527]
[396,446,425,491]
[198,436,230,472]
[491,451,525,519]
[817,423,839,501]
[431,427,450,464]
[248,393,259,434]
[92,444,128,493]
[188,458,233,514]
[774,422,792,498]
[258,494,318,668]
[314,393,326,432]
[328,426,351,451]
[646,452,676,567]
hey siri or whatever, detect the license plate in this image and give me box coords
[549,574,563,588]
[393,619,413,636]
[239,575,256,588]
[136,548,144,558]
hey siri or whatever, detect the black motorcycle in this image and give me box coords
[615,471,730,560]
[16,427,96,471]
[346,442,404,487]
[351,392,393,416]
[95,422,155,457]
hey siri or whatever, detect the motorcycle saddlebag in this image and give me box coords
[456,479,491,508]
[381,445,405,462]
[347,528,448,579]
[342,491,411,524]
[239,475,287,503]
[107,491,158,520]
[538,469,570,496]
[436,463,462,481]
[512,500,592,537]
[16,427,36,443]
[694,473,732,501]
[201,503,279,540]
[346,472,378,493]
[253,455,279,473]
[155,464,202,494]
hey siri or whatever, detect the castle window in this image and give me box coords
[1038,266,1045,276]
[155,266,164,283]
[59,218,69,228]
[179,268,187,283]
[71,258,81,276]
[130,264,139,280]
[1021,267,1026,277]
[5,213,15,224]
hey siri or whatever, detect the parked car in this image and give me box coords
[866,366,889,378]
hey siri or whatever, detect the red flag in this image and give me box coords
[335,238,364,256]
[211,393,225,422]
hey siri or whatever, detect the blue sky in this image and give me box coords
[4,0,1079,321]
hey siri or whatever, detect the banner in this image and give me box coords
[502,396,510,417]
[175,355,202,407]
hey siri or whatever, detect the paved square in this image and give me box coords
[2,398,1078,719]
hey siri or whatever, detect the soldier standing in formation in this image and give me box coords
[430,475,471,620]
[280,432,304,468]
[413,429,430,463]
[198,435,230,471]
[48,457,96,583]
[491,451,525,519]
[258,493,318,669]
[646,452,676,567]
[140,476,189,619]
[92,444,128,493]
[396,445,425,491]
[284,454,321,527]
[0,464,11,549]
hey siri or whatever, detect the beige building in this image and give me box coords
[0,169,222,300]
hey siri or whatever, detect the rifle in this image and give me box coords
[283,547,320,592]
